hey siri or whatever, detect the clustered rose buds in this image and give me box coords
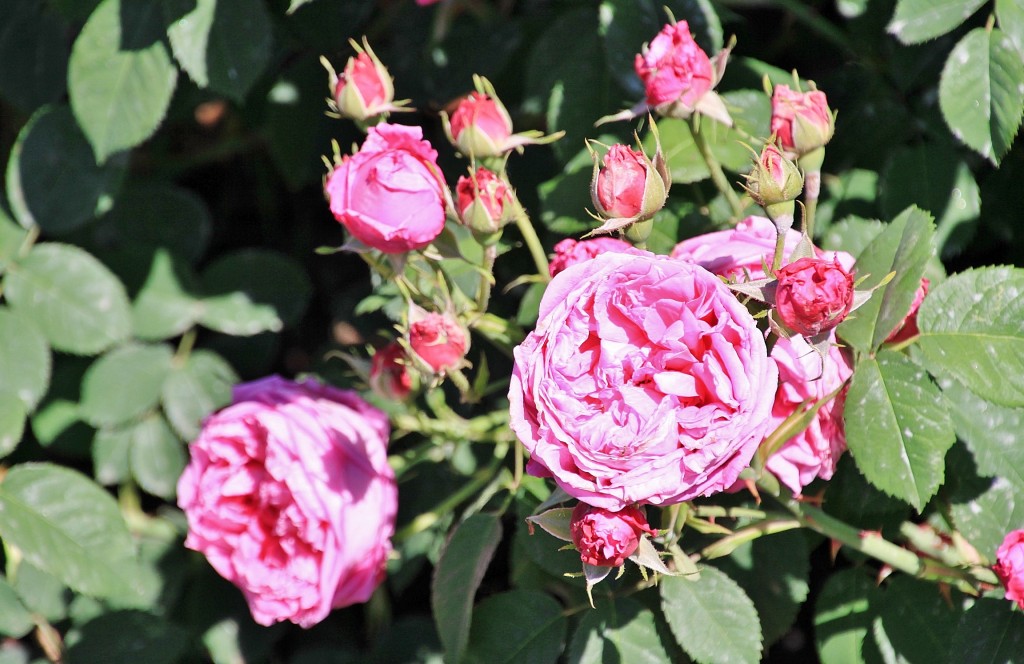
[775,256,855,338]
[177,377,396,628]
[325,123,448,253]
[570,503,656,568]
[770,83,835,157]
[409,311,468,374]
[995,529,1024,610]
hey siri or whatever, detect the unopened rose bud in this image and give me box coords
[744,142,803,208]
[409,312,468,374]
[770,83,835,156]
[369,342,413,400]
[635,21,713,115]
[446,92,513,158]
[775,257,855,337]
[324,39,408,122]
[886,278,930,344]
[570,503,656,568]
[586,138,670,239]
[456,168,515,235]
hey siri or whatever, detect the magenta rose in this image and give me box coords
[510,250,778,510]
[570,503,656,567]
[765,336,852,494]
[886,277,930,344]
[995,529,1024,610]
[770,84,834,155]
[775,257,855,337]
[177,376,397,628]
[409,312,468,373]
[549,237,633,277]
[325,123,447,254]
[634,21,714,109]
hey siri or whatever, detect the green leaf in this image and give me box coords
[712,530,809,646]
[132,250,202,341]
[0,463,136,597]
[464,590,566,664]
[820,216,885,261]
[0,575,33,638]
[0,309,50,412]
[92,426,133,485]
[431,513,503,664]
[871,576,961,664]
[0,208,27,272]
[998,0,1024,56]
[0,395,25,459]
[68,0,177,163]
[815,169,880,234]
[887,0,986,44]
[11,562,68,622]
[880,144,979,259]
[96,182,212,264]
[918,267,1024,407]
[4,105,126,234]
[567,597,672,664]
[661,567,762,664]
[0,0,68,113]
[951,475,1024,558]
[3,243,132,355]
[165,0,273,101]
[838,206,934,353]
[161,349,237,441]
[941,377,1024,490]
[79,344,174,427]
[950,598,1024,663]
[129,414,186,499]
[67,610,189,664]
[814,569,879,664]
[939,28,1024,165]
[845,351,956,510]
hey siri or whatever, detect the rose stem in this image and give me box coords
[513,208,551,280]
[689,115,744,220]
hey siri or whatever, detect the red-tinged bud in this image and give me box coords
[408,312,468,374]
[323,38,409,122]
[570,503,656,568]
[369,342,413,400]
[456,168,516,234]
[775,257,855,337]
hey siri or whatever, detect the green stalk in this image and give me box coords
[690,116,744,220]
[514,209,551,281]
[771,231,786,273]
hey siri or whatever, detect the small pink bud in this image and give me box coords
[456,168,514,234]
[770,84,835,156]
[744,142,803,208]
[326,40,405,122]
[369,342,412,400]
[775,257,855,337]
[570,503,656,568]
[447,92,513,158]
[409,313,467,373]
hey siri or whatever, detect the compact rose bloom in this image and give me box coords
[775,257,855,337]
[325,123,447,254]
[570,503,656,568]
[886,277,930,344]
[994,529,1024,610]
[370,342,413,400]
[409,312,468,373]
[177,376,397,628]
[456,168,514,234]
[634,21,714,112]
[548,237,632,277]
[510,250,778,510]
[770,84,835,156]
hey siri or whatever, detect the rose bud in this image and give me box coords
[593,144,669,219]
[994,529,1024,610]
[886,278,930,344]
[409,311,468,374]
[456,168,516,235]
[775,257,855,337]
[323,38,409,122]
[570,503,656,568]
[369,342,413,401]
[442,75,562,158]
[548,237,632,277]
[770,83,835,157]
[325,123,448,254]
[742,141,803,233]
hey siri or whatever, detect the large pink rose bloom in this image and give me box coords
[325,123,447,254]
[766,336,852,494]
[177,376,397,628]
[510,250,778,510]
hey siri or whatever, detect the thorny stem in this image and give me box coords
[690,116,744,220]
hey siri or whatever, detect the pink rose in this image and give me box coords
[509,250,778,510]
[765,337,852,494]
[177,376,397,628]
[549,237,633,278]
[325,123,447,254]
[409,312,467,373]
[456,167,513,234]
[886,278,930,344]
[448,92,513,158]
[775,257,855,337]
[634,21,714,109]
[370,342,412,400]
[770,84,835,155]
[995,529,1024,610]
[595,145,648,219]
[671,216,854,279]
[570,503,656,567]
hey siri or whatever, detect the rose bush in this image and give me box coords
[510,250,777,510]
[177,376,397,628]
[325,123,447,253]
